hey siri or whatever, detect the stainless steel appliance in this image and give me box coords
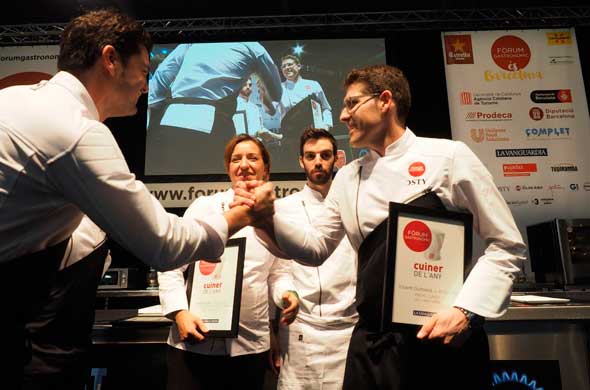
[527,218,590,286]
[98,268,141,290]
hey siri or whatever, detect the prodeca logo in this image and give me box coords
[465,111,512,121]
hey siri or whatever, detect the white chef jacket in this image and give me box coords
[272,185,358,390]
[278,77,333,128]
[274,128,526,318]
[234,95,265,136]
[272,185,358,327]
[159,189,294,357]
[59,215,111,273]
[0,71,228,269]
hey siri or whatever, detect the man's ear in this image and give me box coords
[101,45,118,76]
[379,90,395,113]
[299,156,305,170]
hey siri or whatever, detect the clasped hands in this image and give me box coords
[230,180,275,227]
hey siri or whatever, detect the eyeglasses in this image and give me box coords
[342,93,380,114]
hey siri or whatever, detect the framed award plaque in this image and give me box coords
[382,202,472,329]
[186,237,246,338]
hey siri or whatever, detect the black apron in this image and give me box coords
[1,239,108,390]
[343,192,491,390]
[146,94,238,174]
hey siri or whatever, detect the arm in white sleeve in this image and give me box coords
[313,81,333,128]
[47,125,228,272]
[158,264,190,316]
[60,214,108,270]
[267,257,296,309]
[449,142,526,317]
[273,189,345,266]
[252,43,283,101]
[148,44,190,107]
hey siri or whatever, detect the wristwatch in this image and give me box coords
[454,306,485,329]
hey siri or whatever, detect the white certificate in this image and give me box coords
[384,203,472,327]
[186,238,245,337]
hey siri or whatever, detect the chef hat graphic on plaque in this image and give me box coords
[403,220,445,261]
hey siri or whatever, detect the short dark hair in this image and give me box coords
[223,134,271,173]
[58,8,152,73]
[281,54,301,65]
[299,128,337,157]
[344,64,411,126]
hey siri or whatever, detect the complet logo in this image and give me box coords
[444,35,474,65]
[524,127,570,139]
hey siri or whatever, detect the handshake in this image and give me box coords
[230,180,276,227]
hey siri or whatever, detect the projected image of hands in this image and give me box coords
[145,39,385,176]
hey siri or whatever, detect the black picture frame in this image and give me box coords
[186,237,246,338]
[382,202,473,331]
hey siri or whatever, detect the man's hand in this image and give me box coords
[251,182,275,221]
[174,310,209,343]
[257,79,276,116]
[280,291,299,326]
[416,307,470,347]
[230,180,262,209]
[231,181,276,223]
[256,129,283,142]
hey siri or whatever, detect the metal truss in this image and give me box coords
[2,6,590,46]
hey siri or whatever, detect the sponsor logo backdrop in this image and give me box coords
[443,29,590,273]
